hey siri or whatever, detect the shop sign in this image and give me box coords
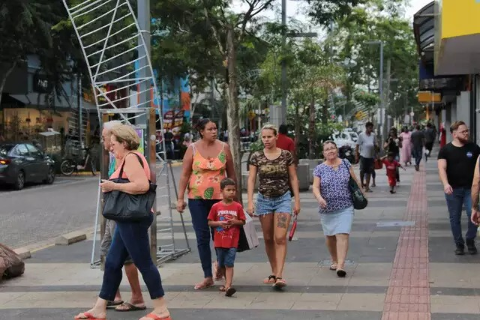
[33,74,52,93]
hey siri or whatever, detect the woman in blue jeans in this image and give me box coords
[75,124,171,320]
[247,124,300,288]
[176,119,236,290]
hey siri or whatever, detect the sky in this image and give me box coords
[232,0,433,29]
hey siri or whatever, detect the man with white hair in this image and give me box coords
[99,120,146,312]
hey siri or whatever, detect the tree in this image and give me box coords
[322,0,419,124]
[0,1,60,107]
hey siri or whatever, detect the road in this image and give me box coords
[0,165,183,249]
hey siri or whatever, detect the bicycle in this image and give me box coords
[60,147,97,176]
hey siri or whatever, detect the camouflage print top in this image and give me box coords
[188,142,227,200]
[250,150,293,198]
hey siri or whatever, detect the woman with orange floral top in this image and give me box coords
[176,118,237,290]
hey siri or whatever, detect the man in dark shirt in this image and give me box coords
[410,125,425,171]
[438,121,480,255]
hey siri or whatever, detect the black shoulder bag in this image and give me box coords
[103,153,157,222]
[343,160,368,210]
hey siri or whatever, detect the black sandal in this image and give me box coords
[263,275,276,284]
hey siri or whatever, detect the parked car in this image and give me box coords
[0,142,56,190]
[332,131,358,148]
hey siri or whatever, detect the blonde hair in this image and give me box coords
[110,124,140,150]
[261,124,278,136]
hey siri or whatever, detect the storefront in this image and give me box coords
[413,1,478,143]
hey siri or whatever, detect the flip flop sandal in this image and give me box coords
[219,285,226,292]
[141,313,172,320]
[194,280,214,290]
[74,312,106,320]
[263,275,276,284]
[329,263,338,271]
[107,300,124,308]
[115,302,147,312]
[273,278,287,289]
[337,269,347,278]
[225,287,237,297]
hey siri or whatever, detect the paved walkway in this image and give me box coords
[1,151,479,320]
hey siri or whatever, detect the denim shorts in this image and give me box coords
[216,247,237,268]
[256,192,292,215]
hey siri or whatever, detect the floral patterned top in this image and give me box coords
[313,160,353,214]
[188,142,227,200]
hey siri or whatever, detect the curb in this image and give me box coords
[13,226,95,260]
[14,248,32,260]
[55,231,87,246]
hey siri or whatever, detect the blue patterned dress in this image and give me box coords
[313,160,354,235]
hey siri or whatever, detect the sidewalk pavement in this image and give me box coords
[1,151,480,320]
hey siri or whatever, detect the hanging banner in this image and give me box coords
[174,110,185,128]
[135,128,145,155]
[164,110,174,129]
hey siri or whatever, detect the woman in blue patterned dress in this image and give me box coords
[312,141,363,278]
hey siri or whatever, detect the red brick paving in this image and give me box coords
[382,169,431,320]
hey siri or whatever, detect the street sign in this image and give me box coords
[248,111,256,120]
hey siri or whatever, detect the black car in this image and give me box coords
[0,142,55,190]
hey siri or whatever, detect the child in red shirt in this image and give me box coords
[208,178,246,297]
[382,152,406,194]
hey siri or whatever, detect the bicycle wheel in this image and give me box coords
[60,159,75,176]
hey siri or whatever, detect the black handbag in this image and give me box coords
[103,153,157,222]
[343,160,368,210]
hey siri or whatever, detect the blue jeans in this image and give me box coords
[99,214,164,301]
[445,188,478,247]
[216,248,237,268]
[188,199,220,278]
[256,192,292,215]
[412,146,423,166]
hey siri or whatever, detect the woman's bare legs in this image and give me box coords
[326,235,338,268]
[335,234,350,270]
[259,214,277,279]
[273,213,291,279]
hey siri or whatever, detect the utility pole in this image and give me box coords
[281,0,287,125]
[382,58,391,148]
[137,0,151,124]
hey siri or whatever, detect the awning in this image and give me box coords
[8,93,75,110]
[413,2,435,66]
[435,0,480,75]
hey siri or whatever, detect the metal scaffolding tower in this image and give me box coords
[62,0,190,266]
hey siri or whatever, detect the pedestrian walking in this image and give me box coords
[411,125,425,171]
[424,123,436,161]
[276,124,296,163]
[247,124,300,288]
[176,118,236,290]
[438,121,480,255]
[381,152,406,194]
[399,127,412,166]
[355,122,377,192]
[98,120,146,313]
[207,178,246,297]
[384,129,401,182]
[312,141,363,277]
[76,124,172,320]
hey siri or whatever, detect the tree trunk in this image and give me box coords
[0,61,17,108]
[226,26,243,204]
[322,98,328,125]
[308,97,316,159]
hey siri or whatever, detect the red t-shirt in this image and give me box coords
[382,159,400,177]
[207,201,246,249]
[276,133,295,153]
